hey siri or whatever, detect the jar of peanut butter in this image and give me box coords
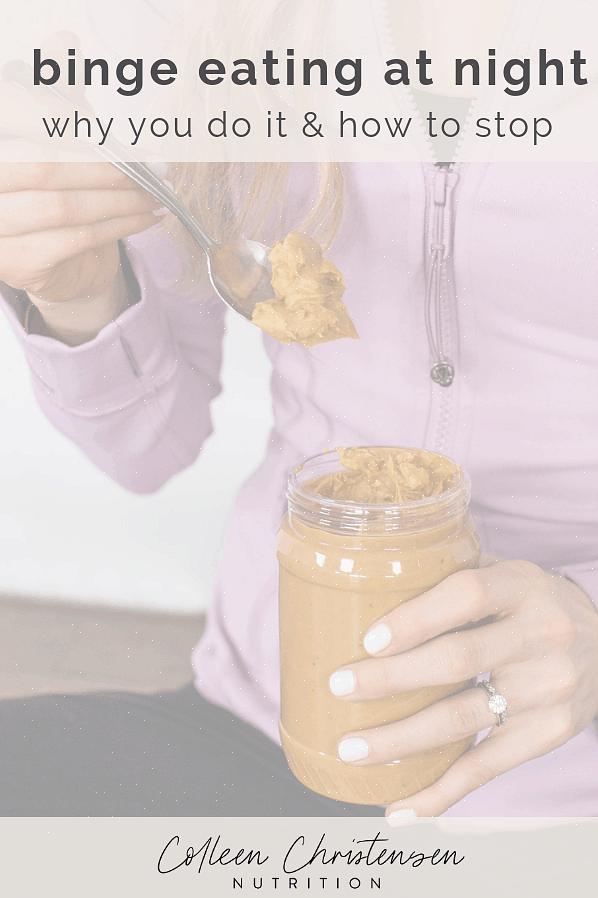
[278,447,480,806]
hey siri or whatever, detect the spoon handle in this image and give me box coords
[96,146,216,252]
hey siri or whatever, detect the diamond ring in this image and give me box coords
[477,679,508,727]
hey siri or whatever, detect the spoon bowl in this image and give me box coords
[209,237,273,319]
[99,150,274,321]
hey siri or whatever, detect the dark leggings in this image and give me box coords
[0,685,381,816]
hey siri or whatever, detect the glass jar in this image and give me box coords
[278,448,480,806]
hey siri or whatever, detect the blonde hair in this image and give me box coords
[169,161,345,252]
[166,0,346,258]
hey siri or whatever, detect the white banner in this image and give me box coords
[1,817,596,896]
[0,0,598,161]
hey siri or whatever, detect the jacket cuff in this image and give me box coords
[0,244,178,415]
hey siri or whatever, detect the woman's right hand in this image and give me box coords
[0,161,159,307]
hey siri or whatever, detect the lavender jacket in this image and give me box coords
[3,163,598,815]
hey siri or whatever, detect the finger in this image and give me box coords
[0,189,160,236]
[385,706,573,820]
[362,570,493,658]
[330,620,523,700]
[336,660,557,765]
[337,687,492,765]
[0,212,158,274]
[0,161,138,193]
[362,562,541,658]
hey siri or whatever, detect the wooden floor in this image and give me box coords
[0,595,203,699]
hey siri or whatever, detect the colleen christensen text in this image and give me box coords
[156,831,465,891]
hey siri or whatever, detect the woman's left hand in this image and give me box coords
[328,560,598,819]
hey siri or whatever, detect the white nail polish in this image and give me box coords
[363,623,392,655]
[153,206,169,217]
[329,669,356,696]
[387,808,418,827]
[338,737,369,763]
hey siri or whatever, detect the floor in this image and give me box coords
[0,595,204,699]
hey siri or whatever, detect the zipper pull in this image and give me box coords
[431,361,455,387]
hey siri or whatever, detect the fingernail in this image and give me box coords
[387,808,418,827]
[363,623,392,655]
[329,669,356,696]
[338,737,369,763]
[153,206,169,217]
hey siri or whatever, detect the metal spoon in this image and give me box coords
[3,61,274,321]
[95,147,274,320]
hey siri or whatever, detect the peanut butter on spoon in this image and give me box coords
[251,232,358,347]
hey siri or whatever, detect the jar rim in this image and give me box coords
[287,447,471,534]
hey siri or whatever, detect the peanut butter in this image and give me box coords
[251,232,358,347]
[278,447,479,805]
[314,446,459,504]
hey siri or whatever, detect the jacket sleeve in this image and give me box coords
[0,226,226,494]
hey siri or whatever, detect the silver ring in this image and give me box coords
[477,679,508,727]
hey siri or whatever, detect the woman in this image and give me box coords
[0,154,597,819]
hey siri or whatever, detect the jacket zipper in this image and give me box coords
[422,161,461,456]
[425,161,460,388]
